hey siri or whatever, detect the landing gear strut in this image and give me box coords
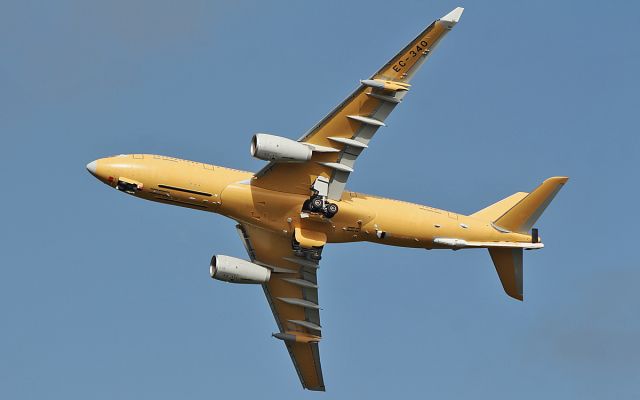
[301,176,339,219]
[292,237,323,261]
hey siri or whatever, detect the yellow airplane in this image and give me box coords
[87,7,567,391]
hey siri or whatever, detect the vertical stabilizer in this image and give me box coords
[489,248,524,301]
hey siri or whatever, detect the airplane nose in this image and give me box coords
[86,160,97,176]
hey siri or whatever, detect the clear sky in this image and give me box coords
[1,1,639,398]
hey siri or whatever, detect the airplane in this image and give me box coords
[86,7,568,391]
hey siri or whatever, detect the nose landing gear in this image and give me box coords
[116,177,143,195]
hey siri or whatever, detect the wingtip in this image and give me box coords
[441,7,464,23]
[547,176,570,184]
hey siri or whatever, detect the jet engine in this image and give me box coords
[250,133,312,162]
[210,255,271,284]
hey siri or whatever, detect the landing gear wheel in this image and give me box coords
[324,202,338,218]
[302,199,311,212]
[310,197,324,212]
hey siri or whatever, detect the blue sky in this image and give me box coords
[1,1,639,398]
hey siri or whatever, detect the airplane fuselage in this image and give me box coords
[89,154,532,248]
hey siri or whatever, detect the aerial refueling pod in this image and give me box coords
[210,255,271,284]
[250,133,312,162]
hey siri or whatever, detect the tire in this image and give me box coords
[310,197,323,212]
[324,202,338,218]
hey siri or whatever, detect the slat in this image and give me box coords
[288,319,322,332]
[347,115,386,127]
[328,136,368,149]
[317,162,354,173]
[282,278,319,289]
[277,297,321,310]
[283,257,320,269]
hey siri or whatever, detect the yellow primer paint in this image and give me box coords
[89,154,537,249]
[86,7,567,391]
[294,228,327,248]
[372,79,411,91]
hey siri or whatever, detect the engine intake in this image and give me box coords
[250,133,312,162]
[210,255,271,284]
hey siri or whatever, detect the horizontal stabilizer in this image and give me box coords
[493,177,569,234]
[471,192,528,221]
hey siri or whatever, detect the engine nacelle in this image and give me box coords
[210,255,271,284]
[250,133,312,162]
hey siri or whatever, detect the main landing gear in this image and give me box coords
[292,237,323,261]
[302,196,339,218]
[301,176,339,219]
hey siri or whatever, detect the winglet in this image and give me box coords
[440,7,464,24]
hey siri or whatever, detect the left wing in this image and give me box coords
[252,7,464,200]
[235,223,325,391]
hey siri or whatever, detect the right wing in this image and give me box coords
[252,7,464,200]
[235,223,325,391]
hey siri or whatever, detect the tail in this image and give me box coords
[489,248,524,300]
[473,177,569,301]
[493,176,569,234]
